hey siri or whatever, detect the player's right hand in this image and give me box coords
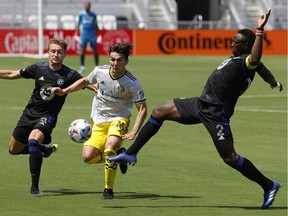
[51,87,65,96]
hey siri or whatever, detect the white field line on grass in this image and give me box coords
[235,107,286,113]
[238,94,287,113]
[1,95,286,113]
[241,94,286,98]
[2,106,286,113]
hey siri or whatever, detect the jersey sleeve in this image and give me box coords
[20,64,36,79]
[245,54,259,70]
[78,12,82,25]
[72,71,83,82]
[131,80,146,103]
[87,68,98,84]
[244,54,264,71]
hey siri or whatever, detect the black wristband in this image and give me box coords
[257,27,264,30]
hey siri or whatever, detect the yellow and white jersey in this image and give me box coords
[87,65,146,124]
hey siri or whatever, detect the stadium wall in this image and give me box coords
[0,29,286,56]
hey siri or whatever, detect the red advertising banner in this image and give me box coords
[0,29,133,55]
[0,29,39,54]
[0,29,286,56]
[134,29,287,55]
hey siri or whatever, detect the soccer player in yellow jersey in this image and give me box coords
[52,43,147,199]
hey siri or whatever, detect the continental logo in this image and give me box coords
[158,32,272,54]
[158,32,233,54]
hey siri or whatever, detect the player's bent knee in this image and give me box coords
[9,149,18,155]
[222,156,238,167]
[83,154,103,164]
[152,106,164,119]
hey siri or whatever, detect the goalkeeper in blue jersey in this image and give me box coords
[76,1,99,74]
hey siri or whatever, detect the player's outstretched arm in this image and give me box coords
[0,70,21,79]
[52,77,90,96]
[249,9,271,65]
[257,65,283,91]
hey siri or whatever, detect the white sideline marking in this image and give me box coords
[241,94,286,98]
[1,95,286,113]
[238,94,287,113]
[235,107,286,113]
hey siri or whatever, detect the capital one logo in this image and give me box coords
[102,30,131,53]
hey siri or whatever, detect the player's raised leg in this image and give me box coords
[108,116,163,164]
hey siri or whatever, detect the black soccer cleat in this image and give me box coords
[31,186,43,197]
[102,188,114,199]
[42,144,58,158]
[117,148,128,174]
[262,180,280,209]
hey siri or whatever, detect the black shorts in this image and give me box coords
[174,97,233,146]
[12,113,57,145]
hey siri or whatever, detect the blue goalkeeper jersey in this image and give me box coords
[78,10,97,35]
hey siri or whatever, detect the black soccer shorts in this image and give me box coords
[12,113,57,145]
[174,97,234,146]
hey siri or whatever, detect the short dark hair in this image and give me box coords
[109,43,133,59]
[238,29,255,51]
[48,38,67,52]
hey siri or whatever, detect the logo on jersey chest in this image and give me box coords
[118,85,125,93]
[40,84,54,101]
[57,79,64,86]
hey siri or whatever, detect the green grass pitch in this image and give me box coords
[0,55,286,216]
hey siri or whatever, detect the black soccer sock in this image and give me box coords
[94,53,99,66]
[126,116,163,155]
[28,139,43,191]
[29,152,43,191]
[234,156,273,190]
[80,53,85,66]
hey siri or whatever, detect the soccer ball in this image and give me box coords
[68,119,92,143]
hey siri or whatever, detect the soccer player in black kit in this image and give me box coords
[108,10,283,209]
[0,38,95,197]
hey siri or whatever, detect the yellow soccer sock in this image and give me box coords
[104,149,117,189]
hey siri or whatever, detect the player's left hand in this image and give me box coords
[270,82,283,92]
[121,133,136,140]
[258,9,271,29]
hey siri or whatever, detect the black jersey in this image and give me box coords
[20,62,82,117]
[199,54,262,117]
